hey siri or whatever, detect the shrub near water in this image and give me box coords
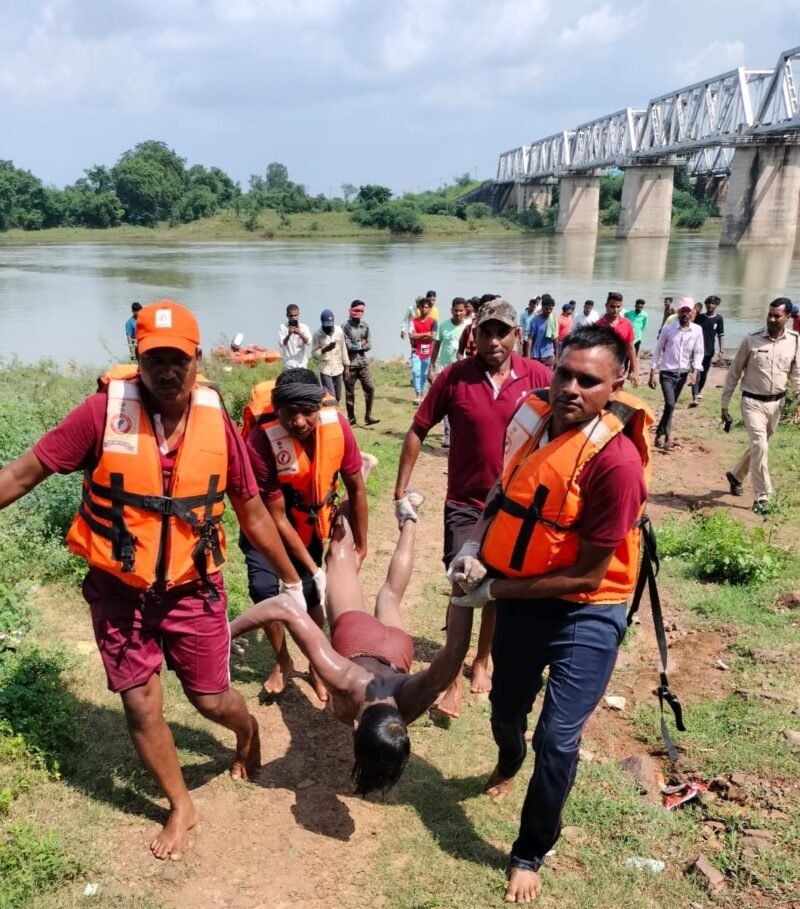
[657,511,784,585]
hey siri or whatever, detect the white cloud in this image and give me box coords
[559,4,640,49]
[680,39,746,83]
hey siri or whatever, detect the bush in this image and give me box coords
[657,511,785,585]
[466,202,491,220]
[352,201,423,234]
[675,206,706,229]
[600,200,620,226]
[0,822,80,908]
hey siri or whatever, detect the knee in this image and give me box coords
[122,684,161,731]
[187,690,228,720]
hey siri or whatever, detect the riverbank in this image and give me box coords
[0,360,798,908]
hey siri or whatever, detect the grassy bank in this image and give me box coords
[0,360,798,907]
[0,211,522,245]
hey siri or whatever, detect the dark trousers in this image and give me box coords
[239,532,322,609]
[693,354,713,396]
[320,372,343,403]
[655,370,689,437]
[344,365,375,421]
[490,599,626,868]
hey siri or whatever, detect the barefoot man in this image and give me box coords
[394,299,551,717]
[449,325,651,902]
[230,498,476,796]
[0,301,306,861]
[240,367,368,700]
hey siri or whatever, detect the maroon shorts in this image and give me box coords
[330,610,414,673]
[83,569,231,695]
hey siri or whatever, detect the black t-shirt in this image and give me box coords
[695,313,724,356]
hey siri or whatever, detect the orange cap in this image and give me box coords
[136,300,200,357]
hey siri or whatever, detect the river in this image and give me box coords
[1,234,798,366]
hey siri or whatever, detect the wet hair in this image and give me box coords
[131,301,142,313]
[560,324,627,372]
[276,367,320,388]
[606,291,623,304]
[769,297,792,315]
[352,704,410,797]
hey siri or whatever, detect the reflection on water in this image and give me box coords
[0,235,798,367]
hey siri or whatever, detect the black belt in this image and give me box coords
[742,390,786,402]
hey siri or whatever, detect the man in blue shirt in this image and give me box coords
[124,302,143,360]
[524,294,556,367]
[518,298,539,341]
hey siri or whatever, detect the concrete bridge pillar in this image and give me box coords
[720,145,800,247]
[616,165,674,239]
[555,175,600,234]
[516,183,553,212]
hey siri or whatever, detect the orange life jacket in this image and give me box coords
[246,381,344,546]
[66,367,228,591]
[480,389,653,604]
[241,380,276,440]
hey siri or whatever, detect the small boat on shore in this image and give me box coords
[211,344,282,366]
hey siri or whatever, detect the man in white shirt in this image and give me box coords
[279,305,313,369]
[648,298,704,450]
[573,300,599,329]
[312,309,350,403]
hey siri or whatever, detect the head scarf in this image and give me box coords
[271,381,326,411]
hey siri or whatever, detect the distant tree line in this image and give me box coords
[0,142,485,236]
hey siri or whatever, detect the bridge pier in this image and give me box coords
[516,182,553,213]
[616,165,674,238]
[555,175,599,234]
[720,145,800,247]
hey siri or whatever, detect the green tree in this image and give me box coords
[355,185,392,209]
[112,140,186,225]
[0,161,61,231]
[341,182,357,203]
[266,162,289,190]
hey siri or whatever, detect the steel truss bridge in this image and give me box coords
[497,46,800,182]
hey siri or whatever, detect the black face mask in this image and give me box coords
[322,325,334,335]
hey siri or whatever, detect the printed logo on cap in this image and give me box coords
[155,309,173,329]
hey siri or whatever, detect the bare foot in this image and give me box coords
[231,715,261,781]
[360,451,379,481]
[436,676,463,718]
[483,766,516,802]
[504,866,542,903]
[150,802,199,861]
[470,658,492,694]
[263,658,294,695]
[309,664,329,702]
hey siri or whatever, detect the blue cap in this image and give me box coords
[320,309,335,325]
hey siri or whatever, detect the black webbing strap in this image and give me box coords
[628,515,686,761]
[509,484,550,572]
[282,483,338,527]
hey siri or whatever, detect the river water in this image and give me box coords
[1,235,798,367]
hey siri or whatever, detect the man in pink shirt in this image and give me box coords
[394,299,551,717]
[597,291,639,386]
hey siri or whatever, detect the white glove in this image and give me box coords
[394,496,418,528]
[280,579,307,611]
[451,579,495,609]
[446,540,487,592]
[312,568,327,607]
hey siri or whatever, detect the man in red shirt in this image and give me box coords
[597,291,639,386]
[0,301,303,862]
[242,367,368,699]
[409,298,437,404]
[394,299,551,717]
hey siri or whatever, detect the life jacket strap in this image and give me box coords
[627,514,686,760]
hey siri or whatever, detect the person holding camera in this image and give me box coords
[279,304,313,369]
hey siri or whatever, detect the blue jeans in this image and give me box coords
[490,598,627,869]
[410,354,429,395]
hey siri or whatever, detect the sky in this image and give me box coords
[3,0,800,196]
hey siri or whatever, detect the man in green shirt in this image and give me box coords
[625,298,648,354]
[429,297,467,447]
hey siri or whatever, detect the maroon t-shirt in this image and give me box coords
[413,354,552,509]
[571,433,647,548]
[245,411,362,503]
[33,392,258,499]
[597,315,635,346]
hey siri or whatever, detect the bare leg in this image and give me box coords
[470,604,495,694]
[374,517,416,630]
[307,604,329,702]
[505,867,542,903]
[121,675,199,861]
[324,516,368,626]
[187,687,261,782]
[435,598,466,718]
[262,620,294,695]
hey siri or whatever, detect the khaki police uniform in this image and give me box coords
[721,328,800,501]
